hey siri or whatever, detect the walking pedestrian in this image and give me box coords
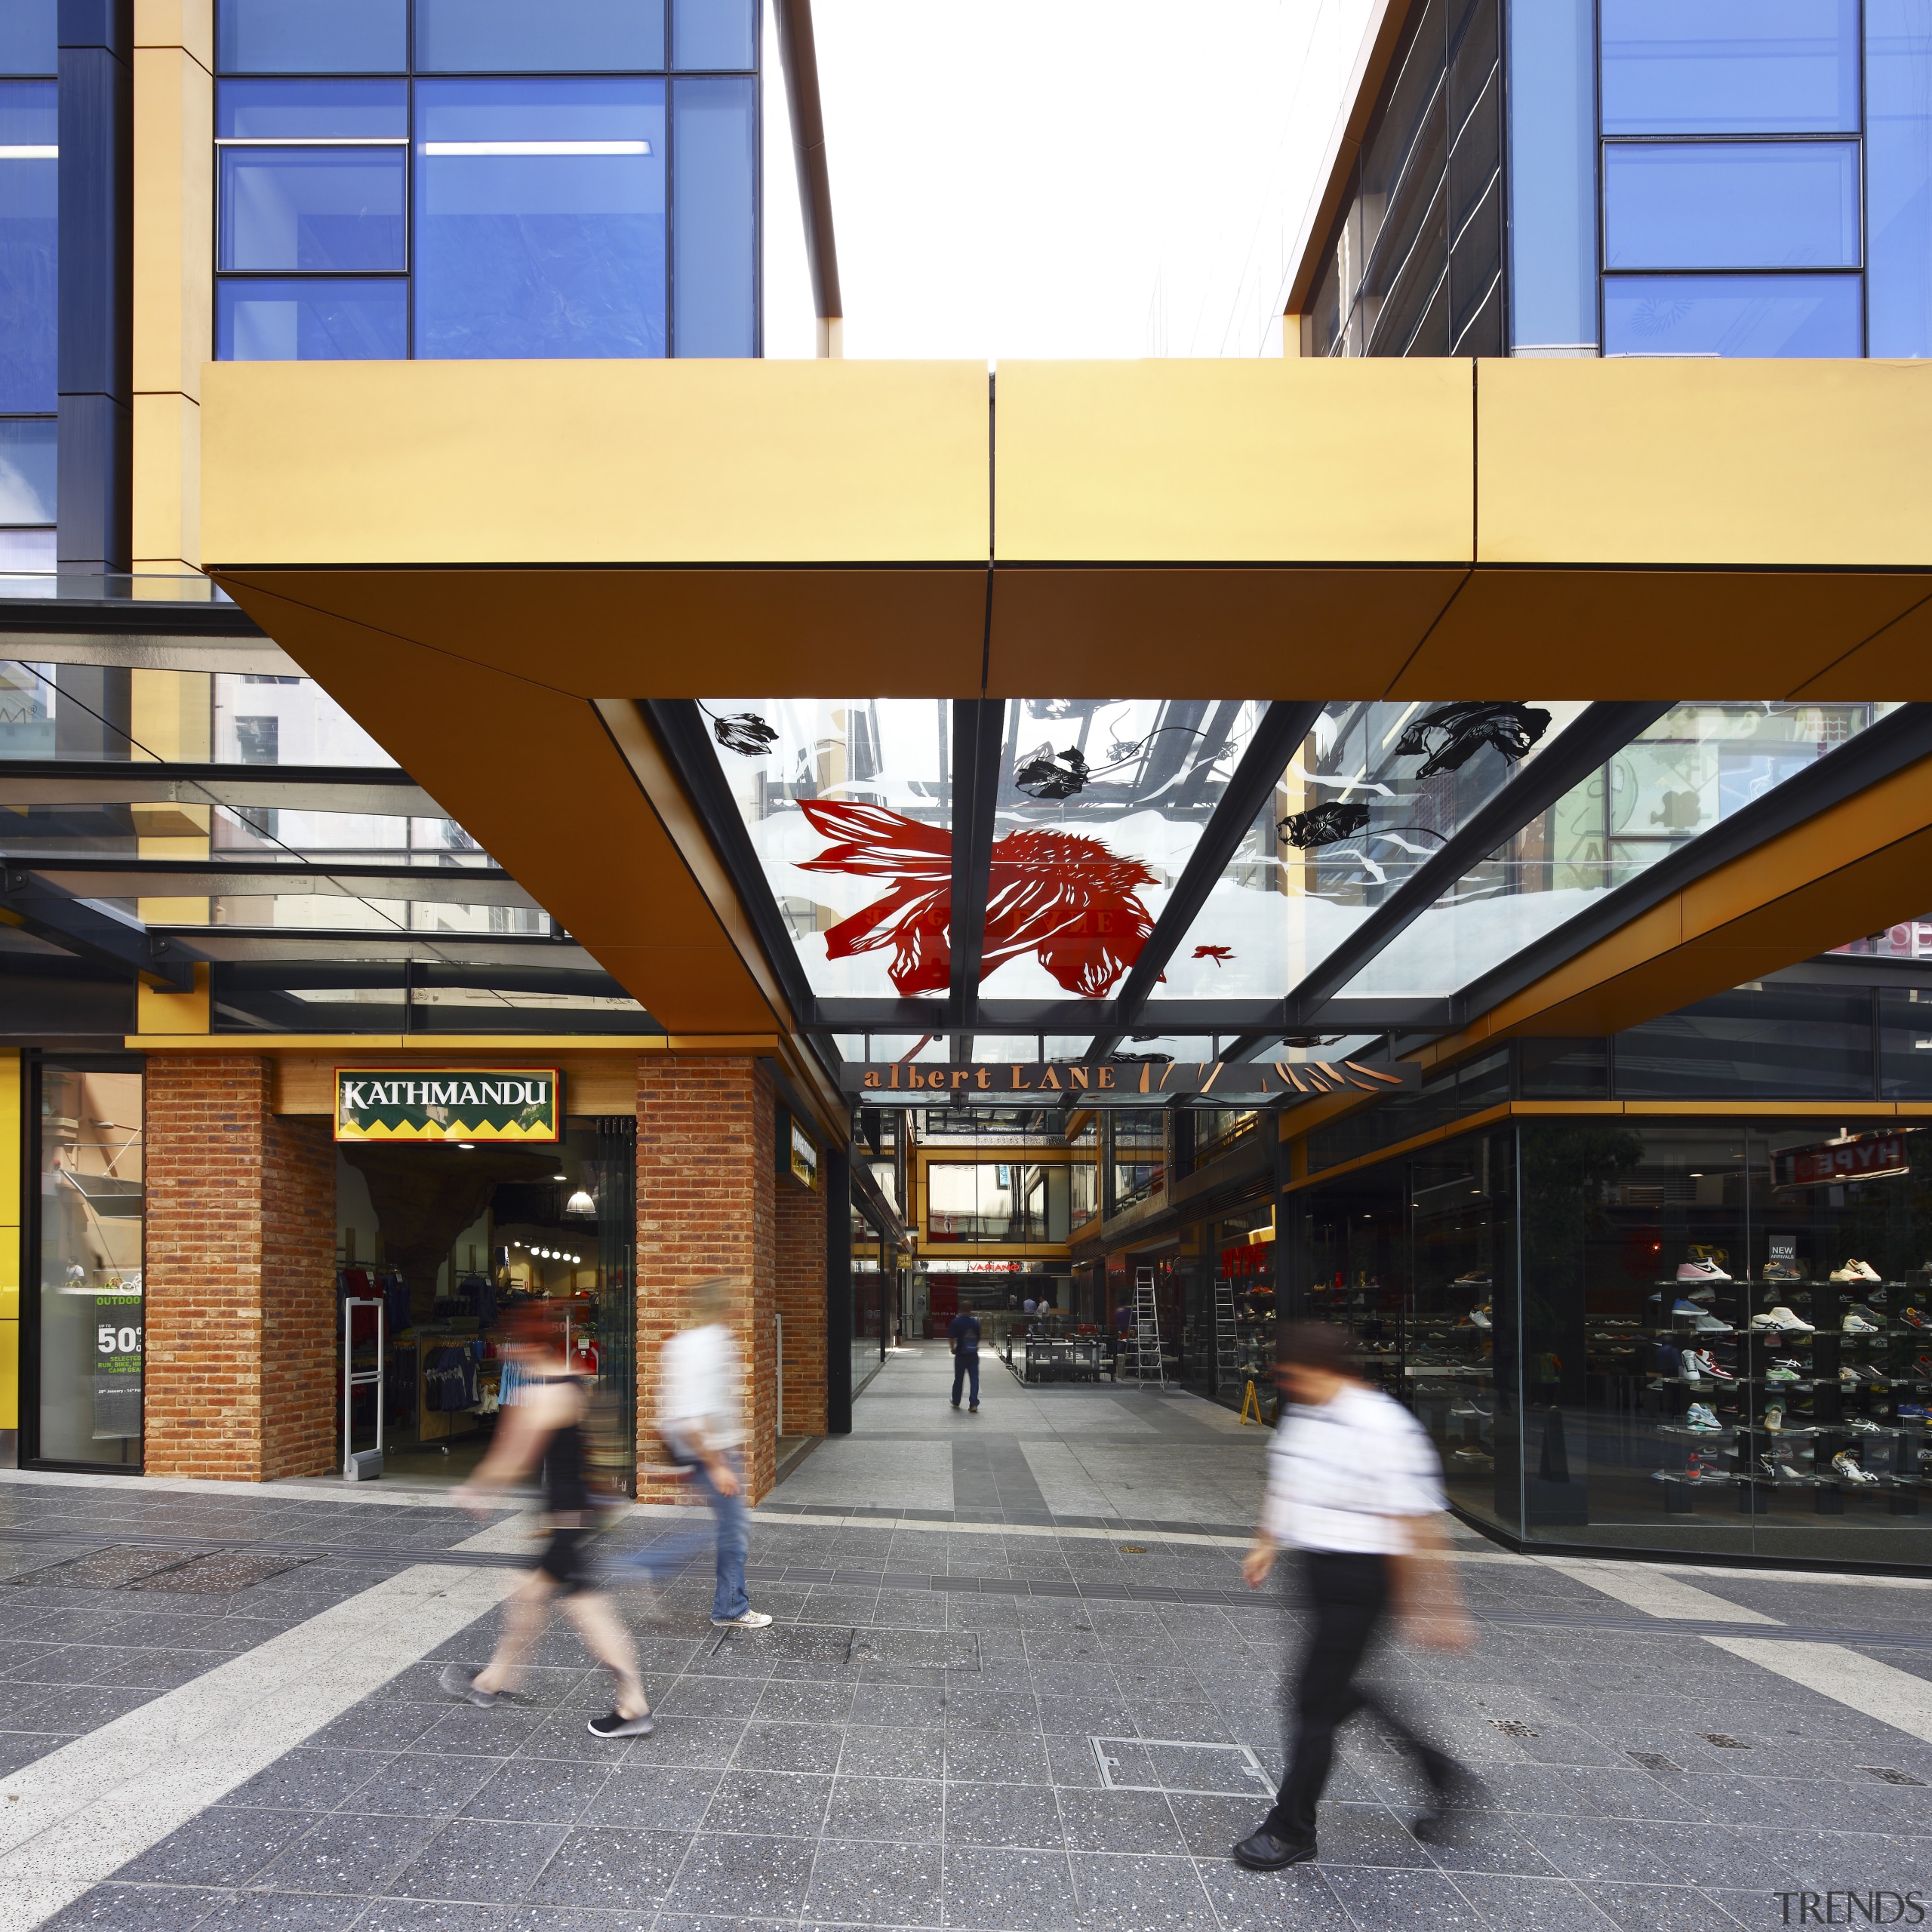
[1233,1319,1478,1872]
[611,1277,771,1629]
[440,1302,653,1740]
[949,1303,981,1411]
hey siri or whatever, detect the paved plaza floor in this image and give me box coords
[1,1347,1930,1930]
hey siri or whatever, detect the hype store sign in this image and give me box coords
[334,1069,561,1143]
[1773,1131,1909,1189]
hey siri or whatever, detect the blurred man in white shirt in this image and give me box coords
[612,1277,770,1628]
[1233,1320,1478,1872]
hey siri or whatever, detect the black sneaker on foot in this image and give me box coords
[438,1663,499,1707]
[1413,1761,1484,1841]
[587,1709,654,1740]
[1232,1829,1317,1871]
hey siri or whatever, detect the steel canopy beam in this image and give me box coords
[0,869,198,989]
[1221,700,1672,1059]
[949,697,1005,1030]
[14,858,536,906]
[1086,700,1327,1060]
[0,760,446,818]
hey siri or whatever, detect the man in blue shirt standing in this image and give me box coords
[948,1306,982,1412]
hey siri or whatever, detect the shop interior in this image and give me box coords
[334,1119,632,1489]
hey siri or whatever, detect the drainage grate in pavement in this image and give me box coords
[1861,1767,1927,1786]
[125,1551,312,1593]
[1700,1734,1751,1749]
[1091,1737,1272,1798]
[11,1546,210,1590]
[1489,1720,1539,1738]
[1629,1752,1686,1774]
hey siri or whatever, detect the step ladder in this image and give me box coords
[1212,1278,1240,1397]
[1128,1266,1165,1388]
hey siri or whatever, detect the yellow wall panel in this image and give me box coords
[1478,358,1932,568]
[995,358,1474,563]
[133,390,204,570]
[0,1324,15,1432]
[202,360,992,566]
[137,963,211,1034]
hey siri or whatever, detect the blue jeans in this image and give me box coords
[952,1350,980,1407]
[613,1450,750,1621]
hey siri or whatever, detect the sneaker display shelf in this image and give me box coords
[1634,1269,1928,1519]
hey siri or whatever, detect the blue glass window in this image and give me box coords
[672,77,755,354]
[673,0,756,70]
[0,418,55,522]
[217,279,408,359]
[1868,0,1932,356]
[0,82,57,413]
[416,0,664,73]
[0,1,56,76]
[220,146,408,272]
[217,0,408,75]
[1601,0,1859,134]
[1508,0,1597,352]
[1604,274,1863,355]
[414,78,666,358]
[1604,141,1861,268]
[217,78,409,140]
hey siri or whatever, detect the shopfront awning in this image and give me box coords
[184,355,1932,1097]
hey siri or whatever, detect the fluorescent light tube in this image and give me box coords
[0,146,57,159]
[421,140,651,156]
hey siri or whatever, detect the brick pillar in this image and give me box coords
[775,1178,828,1438]
[636,1057,777,1501]
[144,1056,336,1481]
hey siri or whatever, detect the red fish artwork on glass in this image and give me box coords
[796,800,1159,998]
[1192,946,1234,967]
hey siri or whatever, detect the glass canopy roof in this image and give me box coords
[657,693,1926,1075]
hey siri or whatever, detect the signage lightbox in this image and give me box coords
[334,1069,561,1143]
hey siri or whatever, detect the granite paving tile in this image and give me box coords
[390,1817,571,1903]
[803,1838,943,1927]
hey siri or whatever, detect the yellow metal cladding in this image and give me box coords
[133,0,214,572]
[1476,358,1932,568]
[0,1050,17,1432]
[202,360,992,566]
[994,358,1475,563]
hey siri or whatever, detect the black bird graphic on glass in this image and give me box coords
[1393,702,1552,779]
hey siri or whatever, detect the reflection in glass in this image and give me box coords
[1341,704,1894,998]
[415,0,664,72]
[1867,0,1932,357]
[1601,0,1860,133]
[37,1066,144,1467]
[217,278,408,359]
[414,78,666,359]
[0,417,55,522]
[1507,0,1597,352]
[219,146,408,272]
[1147,699,1582,1012]
[1604,142,1861,269]
[217,78,408,138]
[0,82,57,413]
[703,699,955,1000]
[1604,273,1863,355]
[672,0,757,70]
[217,0,408,74]
[0,2,55,75]
[672,76,756,356]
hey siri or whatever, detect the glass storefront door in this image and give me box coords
[34,1060,144,1469]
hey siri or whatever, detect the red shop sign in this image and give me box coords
[1220,1244,1270,1280]
[1774,1131,1911,1189]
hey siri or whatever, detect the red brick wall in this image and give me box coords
[635,1057,780,1501]
[775,1180,827,1437]
[143,1057,336,1481]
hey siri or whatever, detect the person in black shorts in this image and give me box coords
[442,1303,652,1740]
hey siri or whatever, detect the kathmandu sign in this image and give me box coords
[334,1069,561,1143]
[841,1059,1421,1100]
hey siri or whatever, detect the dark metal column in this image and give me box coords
[57,0,132,574]
[826,1142,853,1435]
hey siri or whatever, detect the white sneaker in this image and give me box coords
[1685,1406,1722,1433]
[1848,1260,1883,1284]
[1691,1312,1734,1333]
[712,1609,773,1629]
[1683,1351,1734,1382]
[1846,1417,1883,1434]
[1757,1307,1815,1332]
[1761,1405,1784,1432]
[1843,1313,1880,1334]
[1677,1260,1730,1281]
[1832,1451,1879,1486]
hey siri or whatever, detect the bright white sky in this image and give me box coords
[762,0,1377,362]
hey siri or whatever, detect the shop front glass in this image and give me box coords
[852,1200,884,1394]
[35,1061,145,1468]
[1293,1119,1932,1564]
